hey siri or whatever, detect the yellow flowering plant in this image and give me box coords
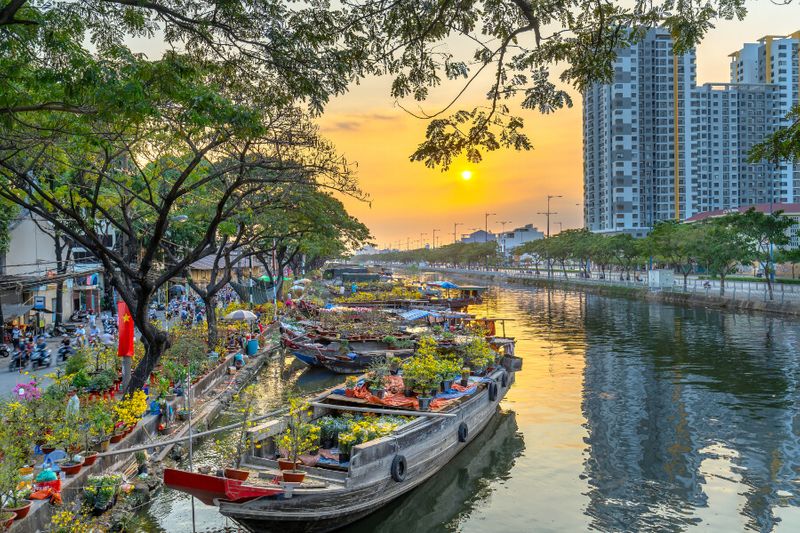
[277,398,320,468]
[113,390,147,430]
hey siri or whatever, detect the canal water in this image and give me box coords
[138,282,800,532]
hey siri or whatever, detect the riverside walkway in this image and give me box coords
[416,265,800,308]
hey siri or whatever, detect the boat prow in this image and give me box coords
[163,468,283,506]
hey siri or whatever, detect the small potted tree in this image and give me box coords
[0,459,31,521]
[215,385,257,480]
[366,356,390,399]
[277,398,320,483]
[344,376,359,397]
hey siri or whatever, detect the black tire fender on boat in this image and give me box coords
[391,454,407,482]
[488,381,499,401]
[501,370,508,388]
[458,422,469,443]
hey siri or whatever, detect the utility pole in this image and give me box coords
[406,237,410,250]
[453,222,463,244]
[419,232,427,249]
[432,229,440,249]
[555,221,563,233]
[537,195,562,237]
[497,220,511,255]
[484,212,496,242]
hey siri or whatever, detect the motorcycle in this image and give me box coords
[0,344,9,358]
[57,344,74,363]
[30,348,52,369]
[8,350,27,372]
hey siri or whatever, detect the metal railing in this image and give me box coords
[421,266,800,306]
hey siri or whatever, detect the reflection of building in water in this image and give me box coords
[578,295,800,531]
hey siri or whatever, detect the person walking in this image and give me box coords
[11,325,20,350]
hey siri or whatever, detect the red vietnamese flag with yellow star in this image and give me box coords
[117,301,134,357]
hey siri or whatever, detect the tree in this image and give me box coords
[644,221,698,289]
[691,221,750,296]
[1,1,771,171]
[750,105,800,163]
[725,209,793,300]
[0,56,360,393]
[607,234,642,281]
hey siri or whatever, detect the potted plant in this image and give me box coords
[316,416,338,449]
[367,356,390,399]
[438,358,461,392]
[403,352,439,411]
[83,474,121,514]
[337,432,355,464]
[0,511,16,529]
[387,355,402,375]
[0,458,31,521]
[381,335,398,349]
[460,367,471,387]
[215,385,257,481]
[463,337,494,375]
[344,376,359,397]
[277,398,320,483]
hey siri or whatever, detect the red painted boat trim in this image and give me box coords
[163,468,282,506]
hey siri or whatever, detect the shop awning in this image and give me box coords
[2,304,33,321]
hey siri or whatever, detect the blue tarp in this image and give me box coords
[400,309,441,321]
[429,281,460,289]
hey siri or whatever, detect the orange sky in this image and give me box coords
[318,8,800,248]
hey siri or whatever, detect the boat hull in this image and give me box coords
[291,350,322,367]
[220,367,516,532]
[163,468,282,506]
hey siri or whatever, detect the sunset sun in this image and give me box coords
[460,170,473,180]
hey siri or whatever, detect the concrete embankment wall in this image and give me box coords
[430,269,800,318]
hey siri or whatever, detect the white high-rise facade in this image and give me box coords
[584,29,800,234]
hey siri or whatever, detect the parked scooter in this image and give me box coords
[8,350,27,372]
[30,347,52,369]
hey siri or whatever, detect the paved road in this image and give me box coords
[0,336,67,396]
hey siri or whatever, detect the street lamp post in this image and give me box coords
[555,221,563,233]
[432,229,440,249]
[497,220,511,254]
[420,232,427,249]
[484,212,496,242]
[453,222,463,244]
[537,195,562,237]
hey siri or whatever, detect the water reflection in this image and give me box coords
[140,281,800,532]
[347,411,524,533]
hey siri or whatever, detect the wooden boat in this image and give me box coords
[163,468,283,506]
[316,348,415,374]
[214,353,523,532]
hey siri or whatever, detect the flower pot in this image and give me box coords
[224,468,250,481]
[82,451,99,467]
[403,387,414,397]
[338,452,350,464]
[440,379,453,392]
[18,466,34,476]
[0,511,17,529]
[98,439,111,452]
[61,460,84,476]
[40,446,56,455]
[282,470,305,483]
[2,500,32,520]
[277,458,299,471]
[418,396,432,411]
[109,433,125,444]
[373,388,385,399]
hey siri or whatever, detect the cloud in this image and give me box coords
[320,112,401,132]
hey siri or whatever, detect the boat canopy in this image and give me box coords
[428,281,460,289]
